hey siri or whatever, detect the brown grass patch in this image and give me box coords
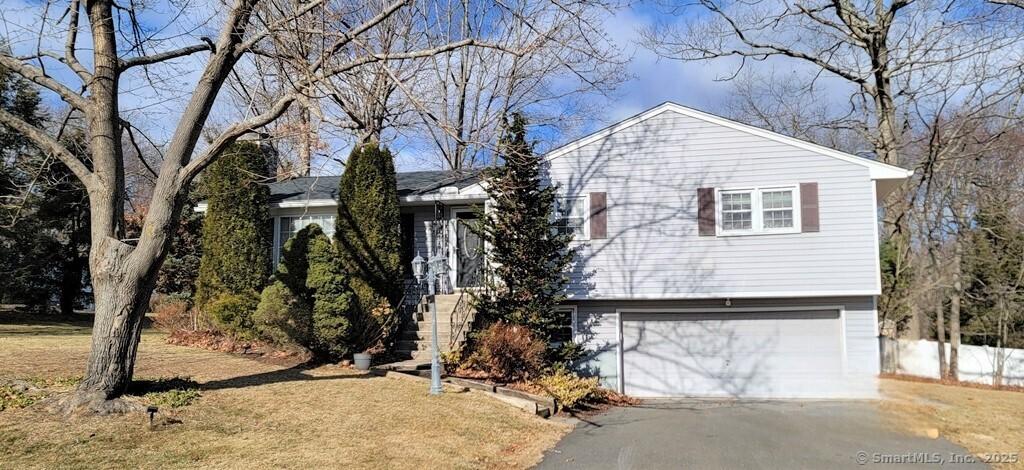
[881,378,1024,469]
[880,372,1024,393]
[0,319,570,469]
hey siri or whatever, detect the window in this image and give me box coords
[550,306,577,345]
[554,197,588,239]
[717,186,799,235]
[275,215,336,264]
[761,190,794,229]
[720,191,753,231]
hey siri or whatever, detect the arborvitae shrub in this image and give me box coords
[335,142,402,339]
[306,231,354,360]
[195,141,272,328]
[206,292,260,338]
[253,280,312,346]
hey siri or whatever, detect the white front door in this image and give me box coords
[620,310,845,398]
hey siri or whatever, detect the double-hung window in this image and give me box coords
[717,186,799,235]
[554,196,588,239]
[550,306,577,345]
[275,215,336,265]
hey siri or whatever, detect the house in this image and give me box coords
[217,102,912,399]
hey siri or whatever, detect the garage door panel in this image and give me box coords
[621,310,844,398]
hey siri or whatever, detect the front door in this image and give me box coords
[454,211,483,288]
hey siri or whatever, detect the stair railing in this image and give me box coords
[448,291,474,349]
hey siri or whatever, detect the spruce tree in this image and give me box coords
[474,114,576,349]
[963,199,1024,349]
[195,141,272,325]
[335,142,403,322]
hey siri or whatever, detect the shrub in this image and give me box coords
[307,234,354,360]
[195,141,272,310]
[472,322,545,382]
[535,367,600,411]
[350,299,399,354]
[253,281,312,346]
[206,292,260,338]
[150,294,197,333]
[335,143,403,320]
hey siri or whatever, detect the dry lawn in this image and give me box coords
[0,316,569,469]
[881,377,1024,469]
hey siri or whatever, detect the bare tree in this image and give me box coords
[0,0,518,412]
[403,0,627,169]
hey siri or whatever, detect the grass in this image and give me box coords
[0,315,570,469]
[881,377,1024,469]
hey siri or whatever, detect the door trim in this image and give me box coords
[614,305,847,395]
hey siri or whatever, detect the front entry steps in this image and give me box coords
[375,292,475,372]
[393,293,473,360]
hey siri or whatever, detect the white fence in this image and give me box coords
[879,338,1024,387]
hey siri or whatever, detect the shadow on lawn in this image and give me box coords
[196,363,374,391]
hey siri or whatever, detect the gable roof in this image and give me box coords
[268,169,483,205]
[544,102,914,181]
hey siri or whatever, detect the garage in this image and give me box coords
[620,309,846,398]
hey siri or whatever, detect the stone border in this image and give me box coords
[371,369,556,418]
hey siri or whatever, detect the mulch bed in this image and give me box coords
[166,330,311,367]
[447,369,640,417]
[880,372,1024,393]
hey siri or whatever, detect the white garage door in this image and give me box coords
[621,310,845,398]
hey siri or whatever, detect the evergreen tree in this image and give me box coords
[963,199,1024,349]
[155,185,204,302]
[1,64,91,314]
[307,228,355,359]
[195,141,272,325]
[473,114,576,352]
[335,142,402,328]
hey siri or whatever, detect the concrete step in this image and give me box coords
[398,329,452,341]
[400,350,442,361]
[404,320,455,333]
[396,339,453,352]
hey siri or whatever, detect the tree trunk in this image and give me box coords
[949,238,963,381]
[935,297,948,379]
[58,252,86,316]
[79,239,154,395]
[298,106,312,176]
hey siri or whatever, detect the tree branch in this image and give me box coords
[0,55,91,111]
[988,0,1024,7]
[0,107,95,187]
[64,0,92,82]
[180,93,298,182]
[118,39,215,70]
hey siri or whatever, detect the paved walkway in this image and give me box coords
[537,400,987,469]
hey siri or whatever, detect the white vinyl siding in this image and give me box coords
[544,110,879,299]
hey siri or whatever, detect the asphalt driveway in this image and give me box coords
[537,400,987,469]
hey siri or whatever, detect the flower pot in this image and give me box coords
[353,353,372,370]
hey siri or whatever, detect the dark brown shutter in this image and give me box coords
[589,192,607,239]
[800,182,820,233]
[697,188,716,236]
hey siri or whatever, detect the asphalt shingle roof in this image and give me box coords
[268,170,483,204]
